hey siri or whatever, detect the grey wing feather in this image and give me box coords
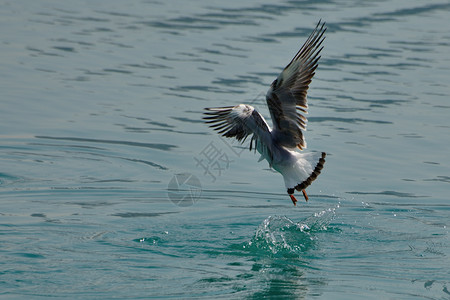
[266,20,326,150]
[203,104,274,163]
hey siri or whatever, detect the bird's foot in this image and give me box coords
[289,194,298,206]
[302,189,309,202]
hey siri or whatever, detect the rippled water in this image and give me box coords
[1,0,449,299]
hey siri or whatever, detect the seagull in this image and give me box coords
[203,21,327,206]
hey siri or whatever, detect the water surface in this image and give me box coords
[1,0,449,299]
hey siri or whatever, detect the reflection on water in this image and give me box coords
[190,209,338,298]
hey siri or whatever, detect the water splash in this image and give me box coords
[303,206,339,232]
[246,207,338,257]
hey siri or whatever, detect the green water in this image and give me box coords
[1,0,449,298]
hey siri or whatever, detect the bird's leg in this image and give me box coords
[302,189,309,202]
[289,194,298,206]
[287,188,297,206]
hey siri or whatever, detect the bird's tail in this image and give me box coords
[283,152,326,193]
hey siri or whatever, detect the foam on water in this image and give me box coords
[246,206,338,257]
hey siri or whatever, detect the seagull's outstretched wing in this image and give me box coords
[266,20,326,150]
[203,104,274,163]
